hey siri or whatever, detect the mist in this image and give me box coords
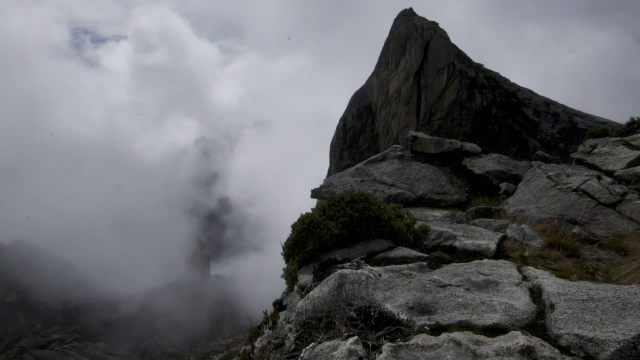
[1,0,639,353]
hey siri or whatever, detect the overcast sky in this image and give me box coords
[1,0,639,311]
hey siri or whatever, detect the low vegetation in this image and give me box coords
[616,116,640,137]
[499,223,640,284]
[281,191,430,289]
[585,127,610,139]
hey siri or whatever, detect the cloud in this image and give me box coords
[0,0,638,322]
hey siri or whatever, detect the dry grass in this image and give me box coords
[465,195,506,209]
[498,222,640,285]
[608,232,640,285]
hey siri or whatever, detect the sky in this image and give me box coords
[1,0,639,313]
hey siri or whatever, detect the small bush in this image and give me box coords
[281,191,430,289]
[585,127,610,139]
[248,309,280,345]
[616,116,640,137]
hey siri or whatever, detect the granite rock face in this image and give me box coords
[462,153,531,185]
[503,162,639,239]
[571,134,640,174]
[300,336,365,360]
[294,260,536,332]
[327,8,620,176]
[524,267,640,360]
[407,131,481,155]
[376,332,572,360]
[424,222,504,258]
[312,146,468,207]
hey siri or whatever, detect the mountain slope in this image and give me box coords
[328,8,620,176]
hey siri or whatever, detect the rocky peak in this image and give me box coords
[328,8,621,176]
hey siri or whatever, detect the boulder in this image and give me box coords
[614,166,640,185]
[498,182,517,196]
[406,208,456,224]
[319,239,396,263]
[327,8,620,176]
[300,336,365,360]
[371,247,429,265]
[505,223,545,247]
[407,131,481,155]
[571,135,640,174]
[462,153,531,185]
[425,222,505,258]
[469,218,510,233]
[295,260,536,332]
[377,332,571,360]
[533,151,560,164]
[523,267,640,360]
[503,163,639,239]
[312,146,468,206]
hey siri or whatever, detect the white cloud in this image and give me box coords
[0,0,638,316]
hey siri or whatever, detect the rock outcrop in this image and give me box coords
[312,145,468,207]
[247,8,640,360]
[503,162,639,239]
[377,332,572,360]
[327,8,620,176]
[524,267,640,360]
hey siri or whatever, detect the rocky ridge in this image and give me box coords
[250,128,640,359]
[328,8,620,176]
[248,8,640,356]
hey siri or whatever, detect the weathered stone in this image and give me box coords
[505,223,545,247]
[407,208,456,224]
[407,131,481,155]
[377,332,571,360]
[371,247,428,265]
[320,239,396,263]
[313,146,468,206]
[462,153,531,185]
[296,264,316,291]
[503,163,639,238]
[571,136,640,174]
[523,267,640,360]
[578,178,623,206]
[295,260,536,331]
[617,194,640,224]
[533,150,560,164]
[469,218,510,233]
[614,166,640,185]
[499,182,517,196]
[300,336,365,360]
[425,222,504,258]
[327,8,620,176]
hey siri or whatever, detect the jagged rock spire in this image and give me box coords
[327,8,620,176]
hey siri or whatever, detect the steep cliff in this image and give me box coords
[328,8,620,176]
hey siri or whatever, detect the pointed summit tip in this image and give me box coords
[395,7,419,21]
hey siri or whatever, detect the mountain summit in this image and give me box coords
[328,8,620,176]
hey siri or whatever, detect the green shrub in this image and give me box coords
[616,116,640,137]
[585,127,610,139]
[281,191,430,289]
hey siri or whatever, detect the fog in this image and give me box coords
[1,0,638,348]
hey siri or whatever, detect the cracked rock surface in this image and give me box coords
[524,267,640,360]
[503,162,639,238]
[376,332,573,360]
[294,260,536,332]
[312,146,468,207]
